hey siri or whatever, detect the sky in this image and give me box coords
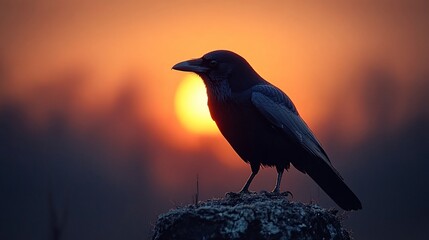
[1,1,429,239]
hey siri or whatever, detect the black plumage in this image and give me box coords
[173,50,362,211]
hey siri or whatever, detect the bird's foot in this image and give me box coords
[271,188,281,194]
[239,189,256,194]
[282,190,294,198]
[225,190,256,198]
[265,190,294,198]
[225,192,240,198]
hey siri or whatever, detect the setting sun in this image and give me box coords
[174,74,219,135]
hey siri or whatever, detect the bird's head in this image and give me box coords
[173,50,264,101]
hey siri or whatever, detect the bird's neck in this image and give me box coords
[204,79,232,103]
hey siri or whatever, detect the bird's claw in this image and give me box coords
[268,189,294,198]
[271,188,280,194]
[239,189,256,194]
[225,192,240,198]
[282,190,294,198]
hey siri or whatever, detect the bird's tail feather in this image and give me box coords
[304,159,362,211]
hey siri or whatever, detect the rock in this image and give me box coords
[152,192,351,240]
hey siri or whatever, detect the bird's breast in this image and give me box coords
[208,96,295,167]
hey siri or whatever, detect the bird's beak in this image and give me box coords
[172,58,209,73]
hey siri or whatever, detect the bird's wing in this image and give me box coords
[251,85,363,210]
[251,84,334,170]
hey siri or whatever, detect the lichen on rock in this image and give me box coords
[152,192,350,240]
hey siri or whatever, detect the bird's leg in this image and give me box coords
[239,172,256,193]
[272,168,284,194]
[239,165,259,193]
[272,167,293,197]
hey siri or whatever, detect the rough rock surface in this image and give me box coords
[152,192,351,240]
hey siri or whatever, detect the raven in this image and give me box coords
[173,50,362,211]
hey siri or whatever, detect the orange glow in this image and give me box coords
[1,0,427,180]
[174,74,218,135]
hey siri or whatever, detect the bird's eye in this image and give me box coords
[209,60,218,67]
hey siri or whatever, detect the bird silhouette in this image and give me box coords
[173,50,362,211]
